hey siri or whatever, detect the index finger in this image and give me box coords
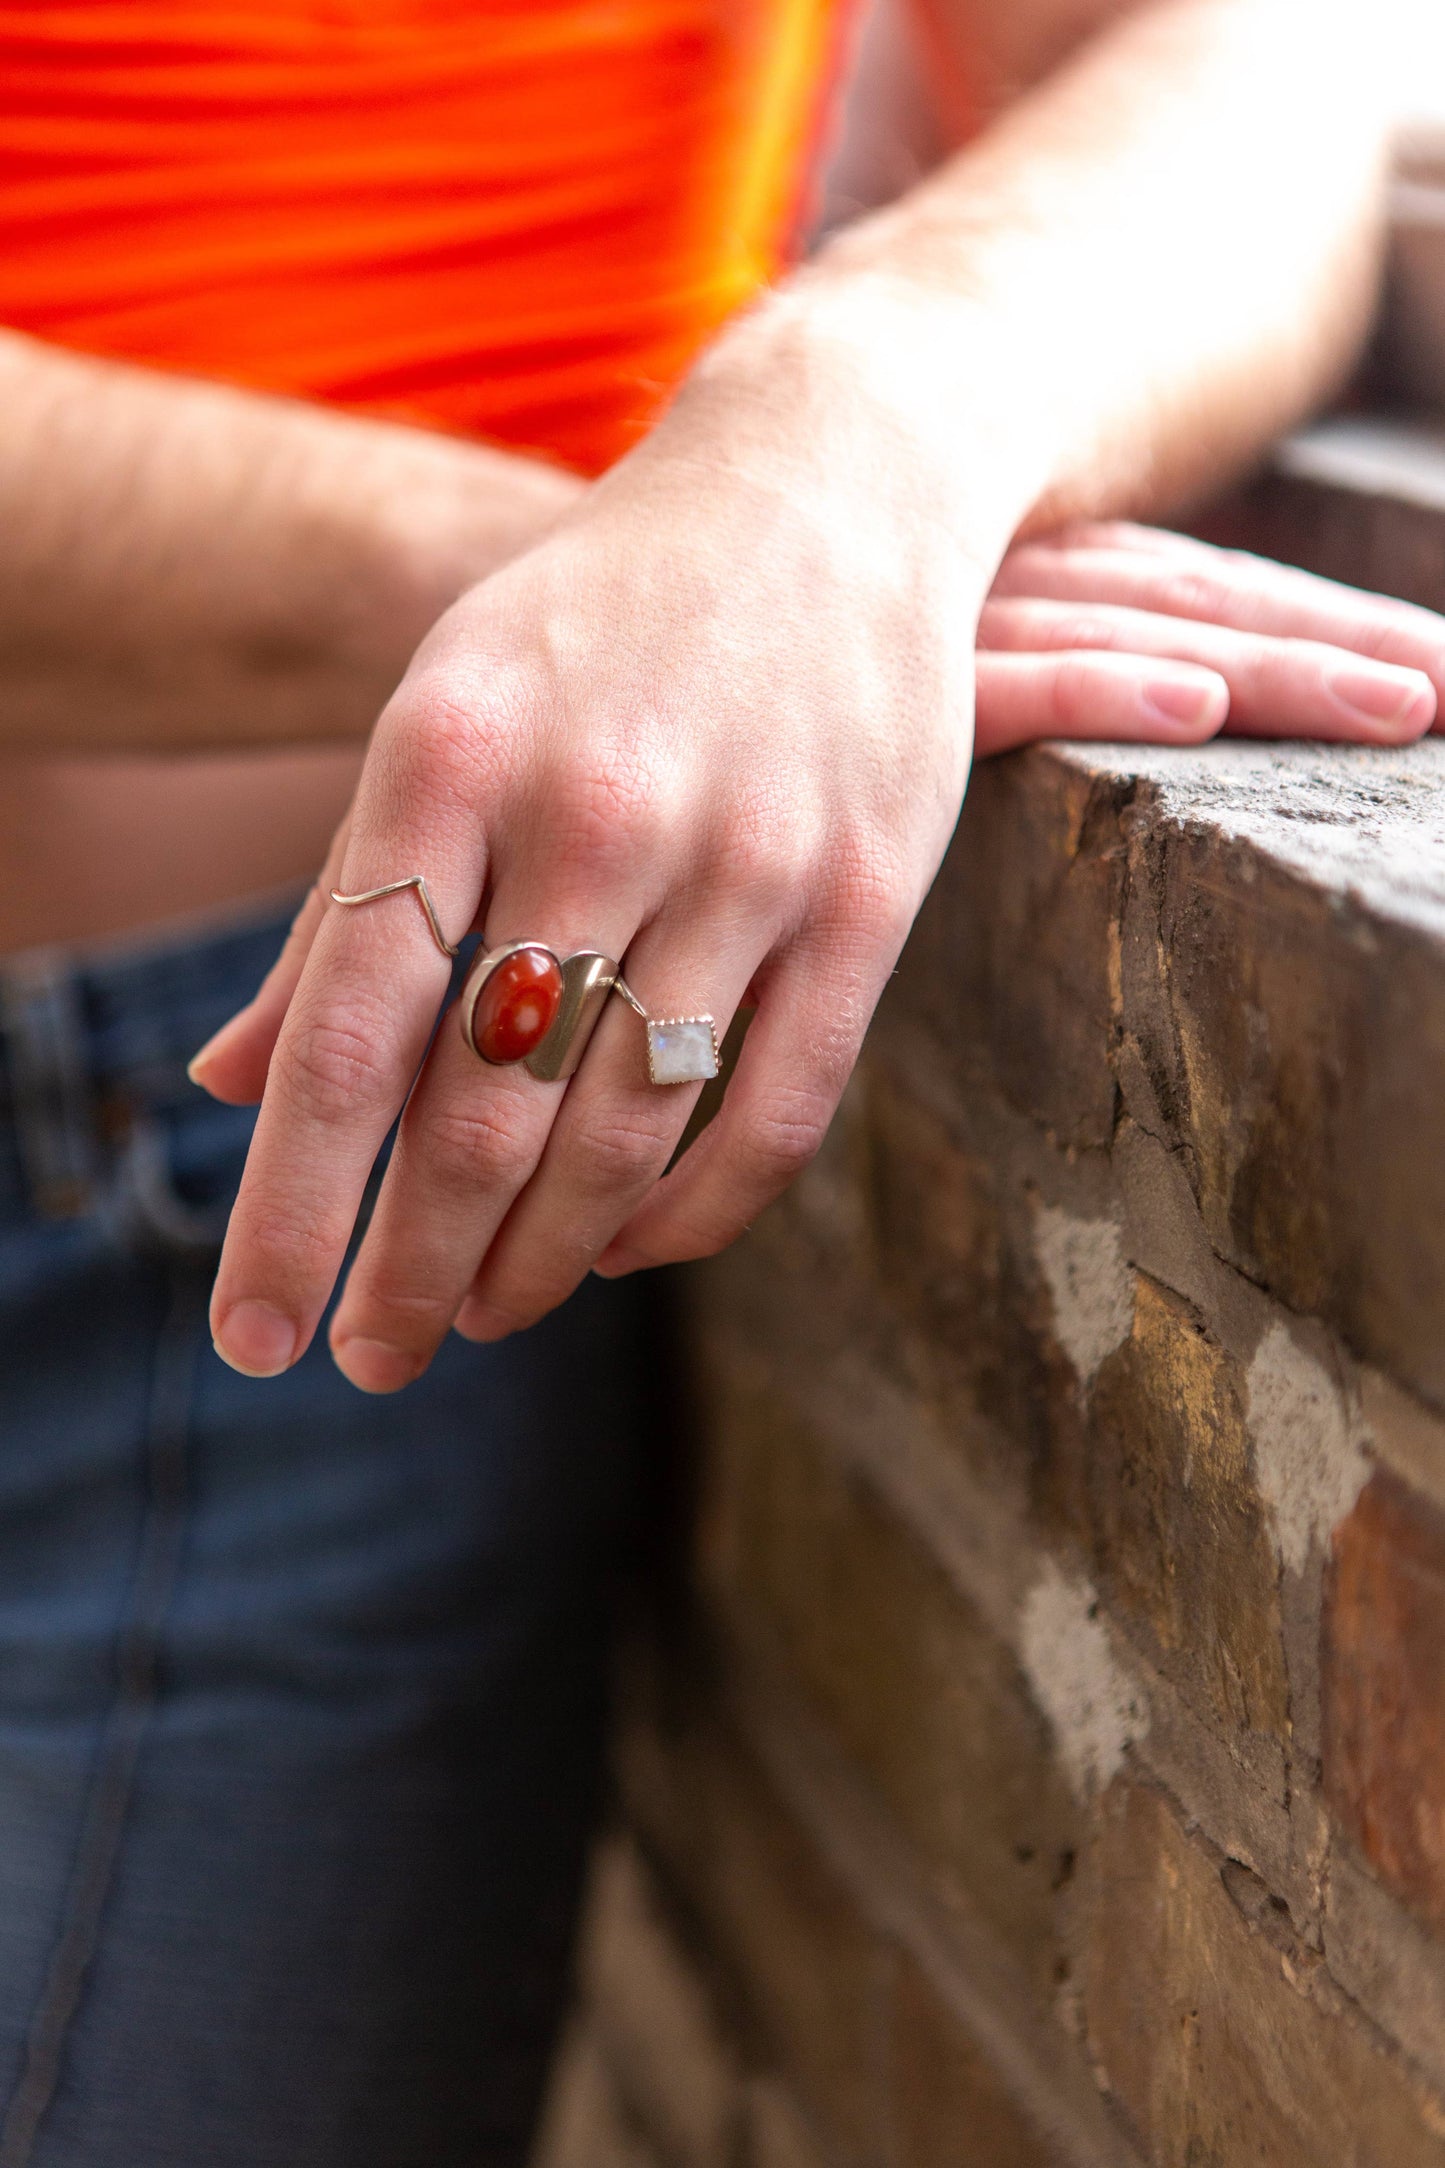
[209,738,485,1377]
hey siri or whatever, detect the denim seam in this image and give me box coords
[0,1267,205,2168]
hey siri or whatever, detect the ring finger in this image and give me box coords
[450,915,762,1343]
[326,903,642,1392]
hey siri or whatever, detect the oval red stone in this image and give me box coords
[473,946,563,1065]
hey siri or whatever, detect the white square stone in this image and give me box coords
[647,1017,718,1085]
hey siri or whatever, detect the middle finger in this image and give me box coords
[452,911,762,1342]
[326,903,642,1392]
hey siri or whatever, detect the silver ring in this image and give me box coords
[459,946,718,1085]
[613,975,720,1084]
[331,883,720,1087]
[330,875,457,959]
[460,943,618,1080]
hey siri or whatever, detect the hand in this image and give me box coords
[192,411,1445,1392]
[972,520,1442,753]
[195,326,997,1390]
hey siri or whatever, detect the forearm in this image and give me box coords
[691,0,1398,553]
[0,333,581,753]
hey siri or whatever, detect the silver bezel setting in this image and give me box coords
[644,1015,720,1086]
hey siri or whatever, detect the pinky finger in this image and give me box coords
[594,939,884,1276]
[973,648,1229,758]
[188,815,352,1105]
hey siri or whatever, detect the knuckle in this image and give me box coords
[736,1085,833,1190]
[1049,653,1100,733]
[245,1208,335,1280]
[382,669,528,820]
[550,743,668,875]
[425,1099,537,1190]
[1157,569,1231,624]
[348,1281,455,1339]
[1054,611,1123,653]
[571,1106,676,1189]
[822,810,880,887]
[281,1003,395,1123]
[824,824,910,937]
[712,803,806,912]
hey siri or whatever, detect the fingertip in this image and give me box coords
[187,1024,233,1092]
[1402,679,1438,742]
[1141,669,1229,740]
[330,1333,425,1395]
[212,1298,300,1380]
[188,1012,254,1096]
[1327,665,1438,743]
[187,1052,268,1107]
[452,1296,516,1343]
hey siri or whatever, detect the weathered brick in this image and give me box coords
[621,1702,890,2160]
[864,1069,1002,1364]
[629,719,1445,2168]
[697,1382,1080,1991]
[1147,813,1445,1409]
[577,1838,741,2168]
[1362,1368,1445,1518]
[1324,1468,1445,1935]
[530,2024,665,2168]
[861,1067,1047,1476]
[742,2079,836,2168]
[1326,1841,1445,2103]
[1088,1275,1289,1740]
[888,750,1125,1152]
[888,1955,1060,2168]
[1085,1782,1445,2167]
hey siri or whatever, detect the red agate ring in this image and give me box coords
[459,941,620,1081]
[459,940,719,1086]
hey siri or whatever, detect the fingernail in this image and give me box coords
[1142,680,1222,732]
[213,1300,298,1379]
[1327,666,1434,732]
[331,1336,424,1395]
[187,1015,240,1086]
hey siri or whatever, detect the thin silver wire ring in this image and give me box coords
[329,876,458,959]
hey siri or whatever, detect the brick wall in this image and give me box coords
[532,456,1445,2166]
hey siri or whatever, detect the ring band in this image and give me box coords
[460,943,618,1080]
[330,875,458,959]
[328,881,717,1085]
[611,976,719,1083]
[461,946,718,1085]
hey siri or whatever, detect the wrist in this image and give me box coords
[384,437,582,613]
[680,266,1060,578]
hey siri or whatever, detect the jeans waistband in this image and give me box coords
[0,895,300,1227]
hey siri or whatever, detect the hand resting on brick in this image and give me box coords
[974,520,1442,754]
[188,0,1445,1391]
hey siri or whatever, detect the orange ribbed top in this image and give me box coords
[0,1,848,473]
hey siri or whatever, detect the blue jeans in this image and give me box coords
[0,903,653,2167]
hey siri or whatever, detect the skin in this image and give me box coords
[166,0,1445,1394]
[0,338,583,950]
[0,0,1432,1369]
